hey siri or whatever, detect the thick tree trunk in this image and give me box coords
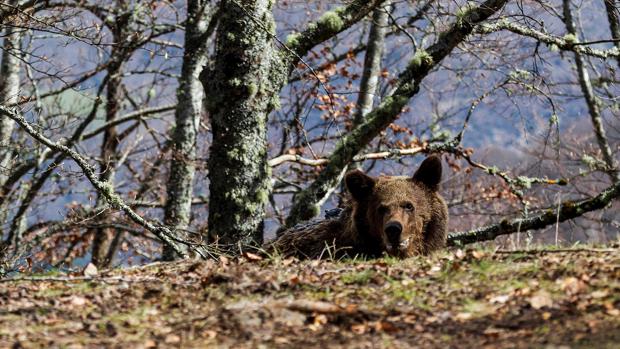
[200,0,384,247]
[201,0,282,249]
[162,0,212,260]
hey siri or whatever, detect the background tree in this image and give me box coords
[0,0,618,271]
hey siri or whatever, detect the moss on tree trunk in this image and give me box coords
[202,0,283,248]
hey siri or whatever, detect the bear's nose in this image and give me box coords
[384,221,402,243]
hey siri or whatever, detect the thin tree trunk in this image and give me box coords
[354,2,390,125]
[0,20,22,241]
[333,2,390,208]
[0,24,20,183]
[201,0,283,249]
[603,0,620,67]
[90,60,122,268]
[563,0,620,183]
[162,0,213,260]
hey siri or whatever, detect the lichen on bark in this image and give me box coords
[202,0,285,248]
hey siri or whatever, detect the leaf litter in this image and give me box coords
[0,245,619,348]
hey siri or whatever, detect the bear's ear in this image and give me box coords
[345,169,376,200]
[412,155,442,190]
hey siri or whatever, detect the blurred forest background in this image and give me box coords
[0,0,618,272]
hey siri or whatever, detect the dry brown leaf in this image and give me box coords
[456,312,473,321]
[472,250,486,259]
[83,263,98,277]
[243,252,263,261]
[374,321,398,333]
[558,277,586,295]
[590,290,608,299]
[202,330,217,339]
[351,323,367,334]
[289,275,300,286]
[142,339,157,349]
[454,249,465,259]
[529,290,553,309]
[70,296,87,307]
[164,334,181,344]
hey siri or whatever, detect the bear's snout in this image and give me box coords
[384,221,403,244]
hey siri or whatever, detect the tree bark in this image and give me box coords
[0,20,20,185]
[563,0,620,183]
[0,17,22,242]
[603,0,620,67]
[162,0,213,260]
[90,59,123,268]
[335,2,390,206]
[201,0,386,248]
[354,2,390,124]
[201,0,283,248]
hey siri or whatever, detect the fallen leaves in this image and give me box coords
[557,276,587,296]
[0,247,618,348]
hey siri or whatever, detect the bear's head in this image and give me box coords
[345,155,443,257]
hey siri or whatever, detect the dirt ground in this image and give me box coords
[1,245,619,348]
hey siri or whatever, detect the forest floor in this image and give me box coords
[1,244,619,348]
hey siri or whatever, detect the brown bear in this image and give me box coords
[265,155,448,259]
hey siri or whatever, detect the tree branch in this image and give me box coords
[284,0,386,65]
[475,21,620,60]
[0,105,191,258]
[447,179,620,246]
[285,0,510,227]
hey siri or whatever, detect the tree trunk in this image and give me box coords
[336,2,390,204]
[201,0,282,249]
[563,0,620,183]
[90,59,123,268]
[354,2,390,125]
[603,0,620,67]
[0,20,21,241]
[0,23,20,184]
[162,0,212,260]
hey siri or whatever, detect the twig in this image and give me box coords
[493,248,618,254]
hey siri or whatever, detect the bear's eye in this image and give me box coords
[403,202,414,211]
[377,205,388,215]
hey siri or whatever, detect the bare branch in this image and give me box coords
[0,105,191,258]
[448,179,620,246]
[476,21,620,60]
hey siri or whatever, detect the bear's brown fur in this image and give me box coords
[265,155,448,259]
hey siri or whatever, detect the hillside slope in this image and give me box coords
[1,246,619,348]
